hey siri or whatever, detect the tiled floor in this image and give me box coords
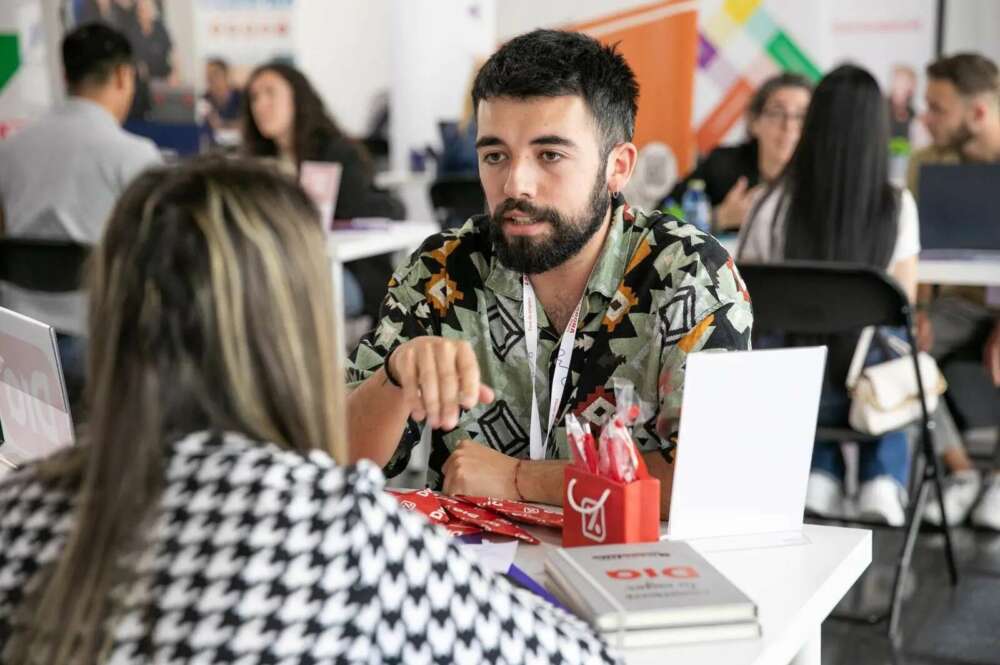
[821,522,1000,665]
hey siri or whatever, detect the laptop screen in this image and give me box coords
[300,161,343,231]
[0,307,75,468]
[918,163,1000,252]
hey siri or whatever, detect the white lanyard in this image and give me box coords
[523,275,582,460]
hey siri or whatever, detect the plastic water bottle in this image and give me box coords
[681,179,711,234]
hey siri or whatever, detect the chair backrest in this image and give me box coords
[428,176,485,225]
[739,261,915,388]
[0,239,91,293]
[739,261,912,335]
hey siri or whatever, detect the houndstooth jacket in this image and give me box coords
[0,431,617,664]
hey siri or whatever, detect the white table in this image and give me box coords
[512,524,871,665]
[918,255,1000,287]
[326,220,440,264]
[326,219,439,327]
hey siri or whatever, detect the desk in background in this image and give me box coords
[917,254,1000,287]
[326,219,440,343]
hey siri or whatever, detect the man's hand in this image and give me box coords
[916,310,935,353]
[442,440,520,499]
[714,177,760,231]
[388,337,494,430]
[984,320,1000,387]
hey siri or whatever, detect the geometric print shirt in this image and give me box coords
[0,431,616,664]
[348,198,754,489]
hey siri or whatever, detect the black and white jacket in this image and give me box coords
[0,431,616,664]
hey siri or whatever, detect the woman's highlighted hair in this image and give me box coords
[8,157,344,663]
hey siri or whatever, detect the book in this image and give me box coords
[545,540,757,633]
[546,577,760,648]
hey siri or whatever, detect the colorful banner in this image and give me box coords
[569,0,699,173]
[693,0,935,158]
[694,0,821,156]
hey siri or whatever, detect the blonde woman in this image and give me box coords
[0,158,615,664]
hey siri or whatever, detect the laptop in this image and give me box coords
[300,161,343,231]
[0,307,75,468]
[918,163,1000,259]
[665,347,827,542]
[146,81,197,124]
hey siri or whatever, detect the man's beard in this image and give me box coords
[489,170,611,275]
[944,119,975,152]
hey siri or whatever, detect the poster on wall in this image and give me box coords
[693,0,821,158]
[0,0,52,140]
[822,0,936,154]
[193,0,295,83]
[69,0,196,124]
[693,0,935,157]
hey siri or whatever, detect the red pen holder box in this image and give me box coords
[562,465,660,548]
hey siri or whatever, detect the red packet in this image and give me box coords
[442,502,541,545]
[387,489,450,525]
[456,495,563,529]
[443,523,483,538]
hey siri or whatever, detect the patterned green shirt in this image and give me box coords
[347,199,753,489]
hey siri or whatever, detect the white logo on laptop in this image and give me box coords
[566,479,611,543]
[0,336,68,448]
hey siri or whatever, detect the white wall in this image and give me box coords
[944,0,1000,63]
[294,0,393,137]
[162,0,196,87]
[388,0,495,172]
[0,0,56,129]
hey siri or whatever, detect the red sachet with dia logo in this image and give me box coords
[441,502,540,545]
[456,495,563,529]
[386,488,450,525]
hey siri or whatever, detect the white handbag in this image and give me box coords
[846,327,947,436]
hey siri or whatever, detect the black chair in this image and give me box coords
[0,238,91,411]
[428,176,485,229]
[738,261,959,641]
[0,238,90,292]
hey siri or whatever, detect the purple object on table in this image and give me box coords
[505,563,566,611]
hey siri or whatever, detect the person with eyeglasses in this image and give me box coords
[660,72,812,232]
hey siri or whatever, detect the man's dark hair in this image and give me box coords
[207,57,230,73]
[61,22,133,91]
[747,72,813,119]
[472,29,639,154]
[927,53,999,98]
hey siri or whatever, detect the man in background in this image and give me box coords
[908,53,1000,189]
[0,22,161,399]
[908,52,1000,531]
[203,58,244,133]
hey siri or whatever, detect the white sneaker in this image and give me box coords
[924,469,982,526]
[858,476,908,527]
[971,474,1000,531]
[806,472,845,518]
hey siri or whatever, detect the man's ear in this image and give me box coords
[113,63,134,90]
[606,141,638,194]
